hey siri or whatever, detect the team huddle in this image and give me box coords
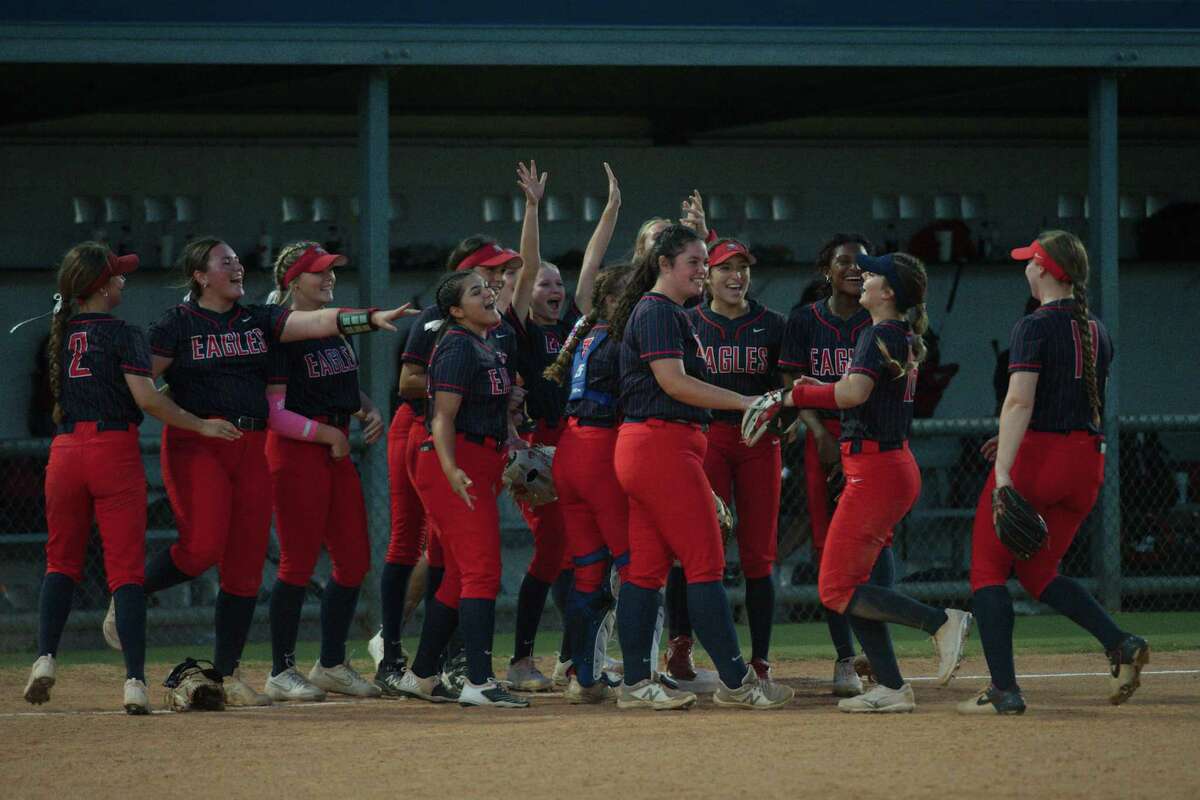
[21,161,1149,716]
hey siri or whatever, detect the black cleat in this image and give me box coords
[956,685,1026,715]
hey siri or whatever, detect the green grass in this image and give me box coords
[3,611,1196,670]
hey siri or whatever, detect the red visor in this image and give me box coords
[708,239,757,267]
[281,246,348,288]
[455,243,522,272]
[79,251,139,299]
[1010,240,1070,283]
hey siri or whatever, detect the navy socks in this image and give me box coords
[141,550,192,596]
[744,575,775,662]
[847,584,948,635]
[113,584,147,681]
[846,615,904,689]
[319,580,360,668]
[411,598,458,679]
[1038,576,1125,651]
[972,585,1018,691]
[379,562,415,665]
[617,582,661,685]
[213,591,257,676]
[686,580,748,690]
[269,580,306,675]
[513,573,552,662]
[665,565,691,639]
[36,572,75,657]
[458,598,497,685]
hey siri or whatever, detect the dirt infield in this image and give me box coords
[2,650,1196,800]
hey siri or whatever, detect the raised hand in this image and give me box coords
[369,303,418,332]
[680,189,708,240]
[517,159,548,206]
[603,161,621,210]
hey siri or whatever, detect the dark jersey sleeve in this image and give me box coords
[428,333,474,396]
[778,307,811,373]
[118,325,152,377]
[639,300,687,363]
[148,307,182,358]
[1007,315,1045,374]
[250,303,292,345]
[403,306,443,368]
[266,342,289,386]
[848,326,892,382]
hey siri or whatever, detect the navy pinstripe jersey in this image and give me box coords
[504,302,583,425]
[426,324,512,441]
[688,300,785,424]
[779,300,872,421]
[148,300,290,420]
[564,321,620,424]
[56,313,151,426]
[403,305,518,418]
[1008,299,1112,434]
[267,334,361,418]
[842,320,917,443]
[619,292,711,424]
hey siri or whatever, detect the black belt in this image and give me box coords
[314,413,352,427]
[208,415,267,431]
[575,417,616,429]
[846,439,906,454]
[57,420,134,434]
[625,417,710,433]
[421,433,505,452]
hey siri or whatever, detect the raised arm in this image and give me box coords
[279,304,415,343]
[576,162,621,315]
[508,159,547,323]
[786,373,875,410]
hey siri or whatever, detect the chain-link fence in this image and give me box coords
[2,414,1198,652]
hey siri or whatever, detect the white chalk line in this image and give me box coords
[2,668,1196,719]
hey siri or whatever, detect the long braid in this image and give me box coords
[610,224,701,341]
[543,265,630,386]
[873,252,929,380]
[47,300,73,425]
[1071,282,1102,427]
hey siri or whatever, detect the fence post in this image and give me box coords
[1088,72,1121,612]
[356,67,391,632]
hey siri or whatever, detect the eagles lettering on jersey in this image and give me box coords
[303,343,358,379]
[427,325,512,442]
[780,300,871,420]
[187,330,269,360]
[688,300,784,425]
[269,335,362,419]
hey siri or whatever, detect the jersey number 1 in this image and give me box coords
[67,332,92,378]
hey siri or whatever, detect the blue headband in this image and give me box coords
[855,253,911,310]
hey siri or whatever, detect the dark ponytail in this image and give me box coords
[1039,230,1100,427]
[875,252,929,380]
[544,264,630,386]
[609,225,702,341]
[430,271,477,349]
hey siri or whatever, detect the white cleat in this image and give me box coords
[565,676,615,704]
[833,656,864,697]
[367,627,384,671]
[931,609,973,686]
[838,683,916,713]
[616,678,696,710]
[308,661,382,698]
[24,655,56,705]
[506,656,553,692]
[396,670,456,703]
[551,654,573,687]
[123,678,151,715]
[712,667,794,710]
[265,667,327,702]
[459,680,531,708]
[103,598,122,651]
[223,668,273,707]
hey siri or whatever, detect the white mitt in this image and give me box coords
[740,389,786,447]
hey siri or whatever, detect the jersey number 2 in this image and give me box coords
[67,332,92,378]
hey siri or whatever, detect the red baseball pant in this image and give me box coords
[160,426,271,598]
[44,423,146,592]
[266,431,370,588]
[703,421,780,579]
[553,419,630,593]
[519,421,568,582]
[819,445,920,613]
[413,435,505,609]
[386,405,427,565]
[970,430,1104,598]
[615,420,725,589]
[405,418,443,568]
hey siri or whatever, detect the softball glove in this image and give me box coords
[162,658,225,712]
[713,491,735,543]
[992,485,1048,560]
[741,389,785,447]
[503,445,558,507]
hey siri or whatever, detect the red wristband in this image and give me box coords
[790,382,838,410]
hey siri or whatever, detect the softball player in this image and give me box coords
[608,223,793,710]
[959,231,1147,715]
[778,233,894,696]
[23,243,240,715]
[260,242,385,701]
[688,238,786,680]
[780,252,971,713]
[123,237,408,707]
[398,270,528,708]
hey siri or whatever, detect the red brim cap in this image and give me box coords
[282,247,348,287]
[1010,240,1069,283]
[456,243,523,271]
[79,251,139,298]
[708,240,757,267]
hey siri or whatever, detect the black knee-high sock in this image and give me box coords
[425,566,445,605]
[379,562,414,664]
[459,598,497,685]
[512,573,552,662]
[744,575,775,662]
[213,591,258,677]
[411,598,458,679]
[553,569,574,659]
[972,585,1018,691]
[870,546,896,587]
[846,616,904,689]
[37,572,75,657]
[113,584,147,681]
[686,580,748,690]
[846,584,948,634]
[1038,576,1125,651]
[269,580,307,676]
[665,565,691,638]
[617,582,661,685]
[826,610,857,661]
[142,550,193,596]
[320,580,360,668]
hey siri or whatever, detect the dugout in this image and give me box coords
[2,3,1199,632]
